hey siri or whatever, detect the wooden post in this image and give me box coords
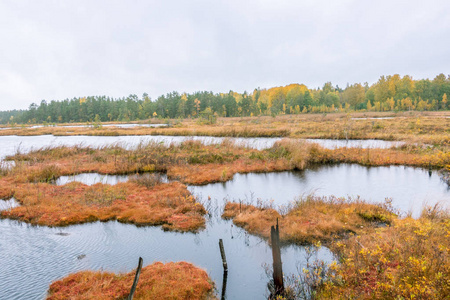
[271,218,284,296]
[219,239,228,272]
[219,239,228,300]
[221,268,228,300]
[127,257,143,300]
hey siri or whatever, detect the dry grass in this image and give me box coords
[318,207,450,299]
[274,139,450,170]
[1,111,449,145]
[6,140,294,185]
[222,196,396,245]
[47,261,215,300]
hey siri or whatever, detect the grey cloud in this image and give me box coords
[1,0,449,110]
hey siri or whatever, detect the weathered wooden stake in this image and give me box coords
[271,218,284,296]
[221,269,228,300]
[219,239,228,300]
[127,257,143,300]
[219,239,228,272]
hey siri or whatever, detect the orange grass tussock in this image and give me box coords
[168,158,291,185]
[223,196,396,245]
[47,261,215,300]
[0,181,206,232]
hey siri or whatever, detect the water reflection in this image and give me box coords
[189,164,450,217]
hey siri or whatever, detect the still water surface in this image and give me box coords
[57,165,449,218]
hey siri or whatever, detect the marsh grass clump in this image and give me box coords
[46,261,214,300]
[223,195,396,245]
[83,184,126,206]
[27,164,61,183]
[0,161,13,177]
[129,173,164,188]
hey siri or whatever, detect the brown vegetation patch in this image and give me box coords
[274,139,450,170]
[222,196,396,245]
[0,181,206,231]
[168,158,291,185]
[46,261,215,300]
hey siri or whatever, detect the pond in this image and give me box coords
[0,135,403,160]
[0,204,333,300]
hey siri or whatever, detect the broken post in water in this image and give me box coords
[219,238,228,272]
[219,239,228,300]
[271,218,284,297]
[127,257,143,300]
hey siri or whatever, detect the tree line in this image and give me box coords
[1,74,449,124]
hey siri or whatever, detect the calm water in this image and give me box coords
[190,165,449,217]
[56,173,130,186]
[0,135,403,160]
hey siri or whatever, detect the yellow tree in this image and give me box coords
[194,98,201,116]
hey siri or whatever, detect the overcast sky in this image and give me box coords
[1,0,449,111]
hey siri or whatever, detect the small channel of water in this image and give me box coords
[0,135,403,160]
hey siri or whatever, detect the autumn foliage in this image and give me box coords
[319,209,450,299]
